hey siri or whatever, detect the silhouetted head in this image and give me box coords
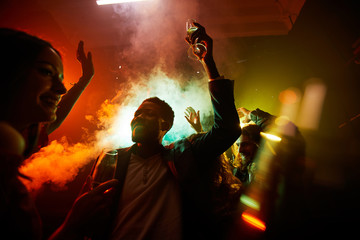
[130,97,174,144]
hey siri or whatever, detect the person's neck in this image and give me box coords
[134,141,163,159]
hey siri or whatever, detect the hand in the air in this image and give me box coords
[77,40,94,88]
[184,106,203,133]
[237,107,251,124]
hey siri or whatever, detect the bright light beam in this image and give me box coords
[260,132,282,142]
[241,212,266,231]
[96,0,150,5]
[240,195,260,211]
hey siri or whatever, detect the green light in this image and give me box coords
[240,194,260,211]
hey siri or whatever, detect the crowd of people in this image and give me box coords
[0,21,306,240]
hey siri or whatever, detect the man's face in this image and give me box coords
[130,101,164,143]
[238,134,258,166]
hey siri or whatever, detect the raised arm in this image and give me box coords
[47,41,94,134]
[184,23,241,158]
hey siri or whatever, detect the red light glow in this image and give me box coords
[241,212,266,231]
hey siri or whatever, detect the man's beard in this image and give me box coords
[131,125,159,143]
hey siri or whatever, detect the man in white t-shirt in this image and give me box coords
[91,23,242,240]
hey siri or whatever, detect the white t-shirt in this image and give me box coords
[110,153,182,240]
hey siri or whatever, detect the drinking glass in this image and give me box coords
[90,148,118,189]
[186,19,207,60]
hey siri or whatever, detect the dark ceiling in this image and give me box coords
[0,0,305,48]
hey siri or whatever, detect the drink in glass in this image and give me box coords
[90,148,118,189]
[186,19,207,60]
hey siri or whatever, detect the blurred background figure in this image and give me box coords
[233,107,306,239]
[233,123,262,185]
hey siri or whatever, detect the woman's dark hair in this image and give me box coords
[0,28,61,108]
[186,133,242,224]
[142,97,175,129]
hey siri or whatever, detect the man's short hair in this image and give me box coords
[142,97,175,129]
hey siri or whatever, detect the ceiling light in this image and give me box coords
[96,0,149,5]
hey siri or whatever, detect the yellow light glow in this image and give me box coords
[240,120,255,129]
[275,116,290,126]
[241,212,266,231]
[260,132,282,142]
[96,0,149,5]
[297,79,327,130]
[240,195,260,211]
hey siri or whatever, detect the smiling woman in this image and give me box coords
[1,30,64,156]
[0,27,68,239]
[0,28,67,154]
[0,28,119,240]
[22,48,66,123]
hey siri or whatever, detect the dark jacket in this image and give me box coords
[94,79,241,240]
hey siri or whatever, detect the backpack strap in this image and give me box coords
[114,146,134,191]
[167,160,178,179]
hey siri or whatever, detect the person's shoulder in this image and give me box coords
[116,146,132,150]
[163,136,193,152]
[0,122,25,156]
[116,146,133,154]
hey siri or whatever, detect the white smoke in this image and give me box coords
[21,0,215,192]
[90,67,213,149]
